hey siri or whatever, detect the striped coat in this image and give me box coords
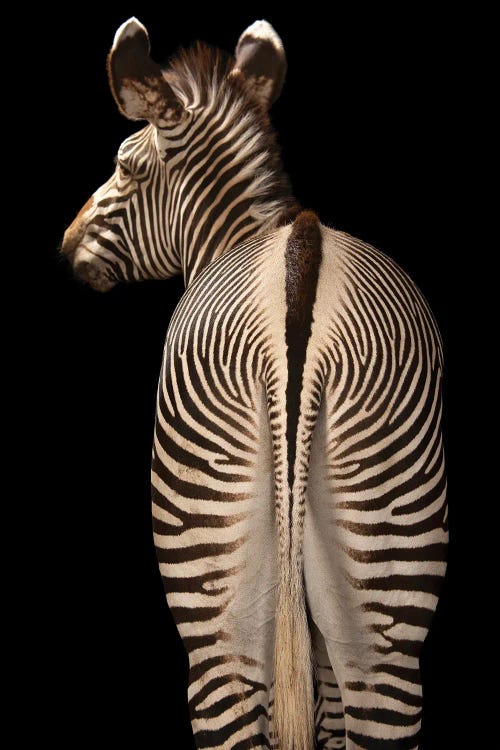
[152,215,446,749]
[62,17,447,750]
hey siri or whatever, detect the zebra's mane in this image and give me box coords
[164,43,237,108]
[163,43,297,226]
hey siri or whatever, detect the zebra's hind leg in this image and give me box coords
[312,621,346,749]
[187,648,273,749]
[333,654,422,750]
[152,374,279,748]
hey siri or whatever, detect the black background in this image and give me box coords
[34,3,464,748]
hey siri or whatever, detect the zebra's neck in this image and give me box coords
[161,49,299,287]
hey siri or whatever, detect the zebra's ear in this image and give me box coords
[232,20,287,110]
[108,18,182,125]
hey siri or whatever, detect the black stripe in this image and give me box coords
[344,542,447,563]
[347,729,419,749]
[349,573,443,595]
[194,704,268,748]
[190,674,266,713]
[345,705,419,727]
[284,211,322,553]
[170,604,225,624]
[232,735,271,750]
[156,538,244,564]
[345,681,422,708]
[372,663,421,685]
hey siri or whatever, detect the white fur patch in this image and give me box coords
[73,246,116,292]
[240,20,284,53]
[112,17,149,50]
[118,85,147,120]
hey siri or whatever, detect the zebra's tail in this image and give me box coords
[270,211,323,750]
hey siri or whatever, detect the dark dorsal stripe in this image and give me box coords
[284,210,322,546]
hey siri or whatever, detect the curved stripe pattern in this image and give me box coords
[153,231,285,749]
[303,230,447,750]
[152,224,447,749]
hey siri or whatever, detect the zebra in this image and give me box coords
[61,18,447,750]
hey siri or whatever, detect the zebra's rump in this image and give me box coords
[303,227,447,749]
[151,221,447,749]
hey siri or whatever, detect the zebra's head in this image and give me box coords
[62,18,290,291]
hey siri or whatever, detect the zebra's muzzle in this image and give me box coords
[72,247,116,293]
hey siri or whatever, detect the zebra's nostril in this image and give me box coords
[73,260,90,281]
[74,259,94,283]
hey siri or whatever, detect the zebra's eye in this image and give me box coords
[114,156,133,178]
[119,163,133,178]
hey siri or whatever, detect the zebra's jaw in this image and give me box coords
[72,246,116,292]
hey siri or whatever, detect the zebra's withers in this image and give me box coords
[62,17,447,750]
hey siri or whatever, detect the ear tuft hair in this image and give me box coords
[238,20,284,52]
[112,17,150,50]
